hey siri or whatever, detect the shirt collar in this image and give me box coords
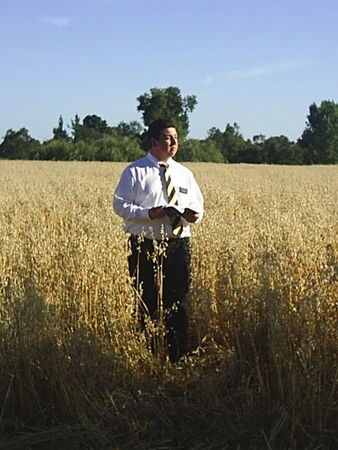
[146,152,173,168]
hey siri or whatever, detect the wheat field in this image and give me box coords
[0,160,337,449]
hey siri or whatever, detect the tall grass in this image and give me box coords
[0,161,337,449]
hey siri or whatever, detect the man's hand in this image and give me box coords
[148,206,167,219]
[182,209,200,223]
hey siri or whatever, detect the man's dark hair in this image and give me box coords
[147,118,176,141]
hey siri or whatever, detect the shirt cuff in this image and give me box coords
[137,208,151,220]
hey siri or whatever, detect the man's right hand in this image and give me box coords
[148,206,167,219]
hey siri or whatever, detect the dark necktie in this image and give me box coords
[159,163,183,237]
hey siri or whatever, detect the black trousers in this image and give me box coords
[128,235,191,362]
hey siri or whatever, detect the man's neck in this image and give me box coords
[150,150,170,163]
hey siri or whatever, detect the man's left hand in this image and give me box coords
[182,210,200,223]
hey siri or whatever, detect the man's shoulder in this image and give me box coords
[171,159,194,176]
[124,155,152,171]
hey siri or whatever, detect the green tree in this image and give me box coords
[264,136,297,164]
[299,100,338,164]
[70,114,109,142]
[177,139,224,162]
[69,135,144,162]
[39,140,72,160]
[70,140,96,161]
[290,143,305,165]
[244,134,266,163]
[83,114,108,133]
[206,127,225,149]
[0,128,40,160]
[115,121,143,140]
[52,115,70,141]
[137,87,197,141]
[207,123,247,162]
[253,134,266,145]
[70,114,81,142]
[81,114,109,141]
[111,135,144,161]
[233,141,264,163]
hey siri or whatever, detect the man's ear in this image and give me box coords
[150,137,158,148]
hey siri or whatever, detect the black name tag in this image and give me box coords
[179,187,188,194]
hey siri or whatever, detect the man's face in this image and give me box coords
[151,127,178,161]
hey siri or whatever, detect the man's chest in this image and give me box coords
[135,170,190,203]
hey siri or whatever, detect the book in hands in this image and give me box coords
[165,206,199,217]
[184,207,199,215]
[165,205,185,217]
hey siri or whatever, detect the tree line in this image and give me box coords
[1,87,337,164]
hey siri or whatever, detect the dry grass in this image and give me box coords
[0,160,337,449]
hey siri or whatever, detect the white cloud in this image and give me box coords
[227,59,316,80]
[42,17,71,27]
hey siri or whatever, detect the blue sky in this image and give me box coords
[1,0,337,143]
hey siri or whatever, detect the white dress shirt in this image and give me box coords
[113,152,204,239]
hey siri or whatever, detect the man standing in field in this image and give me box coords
[113,118,204,362]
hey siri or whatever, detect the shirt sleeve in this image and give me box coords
[113,167,150,221]
[187,172,204,222]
